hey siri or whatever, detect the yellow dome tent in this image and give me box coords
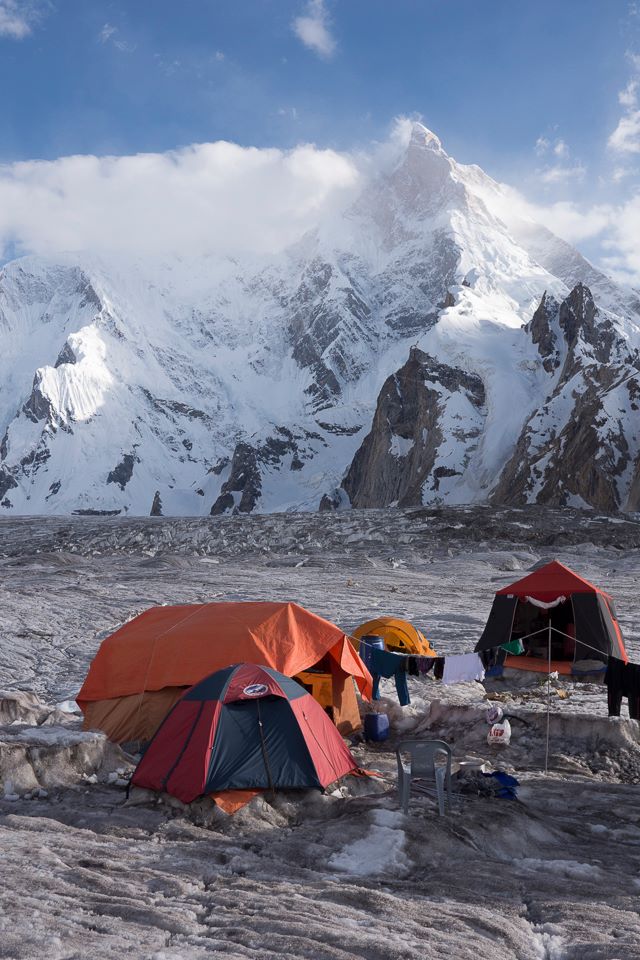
[352,617,436,657]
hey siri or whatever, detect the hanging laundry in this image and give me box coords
[628,663,640,720]
[417,656,435,675]
[442,652,485,685]
[525,595,566,610]
[369,648,410,706]
[407,656,419,677]
[605,657,640,719]
[501,637,524,655]
[433,657,445,680]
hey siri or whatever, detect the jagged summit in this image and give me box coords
[0,127,639,516]
[406,121,444,152]
[384,121,460,213]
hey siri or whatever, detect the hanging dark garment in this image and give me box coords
[626,662,640,720]
[605,656,625,716]
[370,649,410,706]
[417,657,435,675]
[433,657,445,681]
[605,657,640,718]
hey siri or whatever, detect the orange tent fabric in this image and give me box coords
[78,601,372,742]
[352,617,436,656]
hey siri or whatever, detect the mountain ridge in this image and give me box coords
[1,122,639,516]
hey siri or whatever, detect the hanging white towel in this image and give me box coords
[525,595,566,610]
[442,652,485,685]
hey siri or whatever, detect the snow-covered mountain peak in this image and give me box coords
[407,121,443,149]
[372,122,464,222]
[1,125,639,516]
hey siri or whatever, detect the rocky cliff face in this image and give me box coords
[342,283,640,513]
[342,348,485,508]
[491,284,640,511]
[0,124,639,516]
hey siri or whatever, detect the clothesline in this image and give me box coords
[513,624,627,663]
[360,642,485,707]
[358,631,640,716]
[360,628,629,673]
[360,627,639,781]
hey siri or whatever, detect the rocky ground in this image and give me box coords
[1,505,640,959]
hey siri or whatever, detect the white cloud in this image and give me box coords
[601,196,640,284]
[0,140,360,261]
[477,177,640,285]
[609,53,640,154]
[277,106,299,121]
[612,164,636,181]
[292,0,336,59]
[474,179,614,246]
[534,136,578,178]
[530,200,614,244]
[1,122,640,288]
[99,21,136,54]
[113,38,136,53]
[609,109,640,154]
[619,79,638,108]
[553,139,569,159]
[0,0,40,38]
[537,162,586,185]
[214,50,225,61]
[99,23,117,43]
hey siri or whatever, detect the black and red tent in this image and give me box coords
[475,560,627,670]
[131,663,358,803]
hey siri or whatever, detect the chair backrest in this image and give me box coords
[396,739,452,778]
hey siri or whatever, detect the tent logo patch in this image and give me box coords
[243,683,269,697]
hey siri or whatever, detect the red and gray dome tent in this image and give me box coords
[131,663,358,803]
[475,560,627,672]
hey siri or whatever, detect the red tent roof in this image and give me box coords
[497,560,603,601]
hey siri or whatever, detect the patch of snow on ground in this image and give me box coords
[530,925,566,960]
[328,808,411,877]
[518,858,602,881]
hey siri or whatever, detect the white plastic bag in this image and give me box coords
[486,704,504,725]
[487,718,511,746]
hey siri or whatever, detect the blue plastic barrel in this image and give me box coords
[359,634,385,670]
[364,712,390,742]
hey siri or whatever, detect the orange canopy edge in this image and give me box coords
[78,600,372,706]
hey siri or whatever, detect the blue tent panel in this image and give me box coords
[205,697,321,791]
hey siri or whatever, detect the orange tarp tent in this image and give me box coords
[78,601,372,743]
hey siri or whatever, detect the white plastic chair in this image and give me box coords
[396,739,453,815]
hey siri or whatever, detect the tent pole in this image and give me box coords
[545,618,552,776]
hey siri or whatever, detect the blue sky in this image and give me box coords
[1,0,639,279]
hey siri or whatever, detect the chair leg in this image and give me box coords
[399,774,409,814]
[445,771,452,813]
[435,768,445,816]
